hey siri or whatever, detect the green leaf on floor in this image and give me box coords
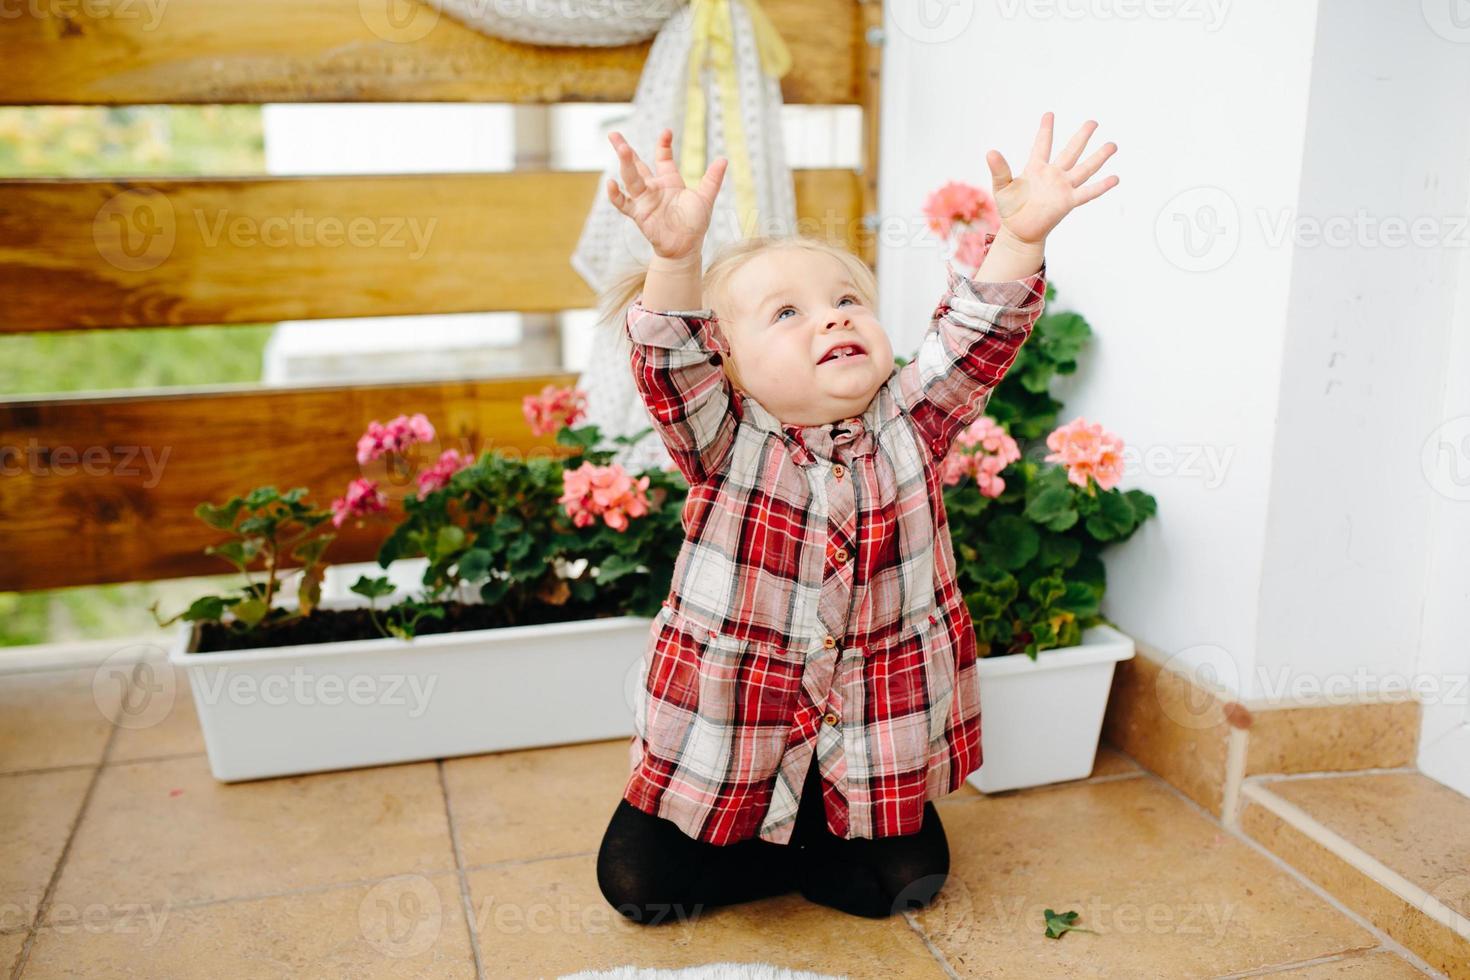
[1043,907,1098,939]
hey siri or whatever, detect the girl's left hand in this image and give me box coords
[987,112,1119,246]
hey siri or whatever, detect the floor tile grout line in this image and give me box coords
[0,763,100,780]
[1211,947,1434,979]
[437,759,486,980]
[20,870,468,931]
[1240,782,1470,941]
[899,909,960,980]
[2,750,210,782]
[1244,764,1423,784]
[1139,770,1447,979]
[11,721,120,980]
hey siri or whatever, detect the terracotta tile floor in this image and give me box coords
[0,657,1445,979]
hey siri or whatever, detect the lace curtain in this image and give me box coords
[426,0,799,475]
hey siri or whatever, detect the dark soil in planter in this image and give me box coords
[192,600,632,654]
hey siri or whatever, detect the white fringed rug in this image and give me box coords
[557,964,849,980]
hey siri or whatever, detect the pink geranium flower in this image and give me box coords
[356,413,436,465]
[941,416,1021,497]
[1045,417,1125,491]
[330,477,389,528]
[415,448,471,499]
[523,385,588,437]
[922,180,1001,240]
[559,462,650,531]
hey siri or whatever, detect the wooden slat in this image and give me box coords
[0,0,860,106]
[0,373,584,592]
[0,168,865,333]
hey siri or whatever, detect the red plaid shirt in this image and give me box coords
[622,245,1047,845]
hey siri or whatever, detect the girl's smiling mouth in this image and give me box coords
[818,343,868,365]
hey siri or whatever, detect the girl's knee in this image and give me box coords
[596,820,705,926]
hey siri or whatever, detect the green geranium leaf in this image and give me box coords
[457,549,495,582]
[232,598,268,628]
[1037,533,1082,570]
[349,575,397,601]
[1084,491,1136,540]
[244,486,280,509]
[181,595,234,622]
[195,498,244,530]
[1025,484,1077,531]
[480,577,510,605]
[983,515,1039,570]
[436,524,466,554]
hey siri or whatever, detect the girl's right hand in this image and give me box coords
[605,128,728,261]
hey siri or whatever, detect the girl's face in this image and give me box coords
[716,247,894,426]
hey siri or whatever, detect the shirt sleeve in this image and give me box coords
[625,295,741,486]
[894,240,1047,462]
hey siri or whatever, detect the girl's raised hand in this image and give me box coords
[606,128,728,261]
[986,112,1119,246]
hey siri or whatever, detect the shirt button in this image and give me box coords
[833,548,849,564]
[832,464,846,479]
[823,634,837,649]
[823,711,840,727]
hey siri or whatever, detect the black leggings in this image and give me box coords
[596,752,950,923]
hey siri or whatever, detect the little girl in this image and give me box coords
[594,115,1118,925]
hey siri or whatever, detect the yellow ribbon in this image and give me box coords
[680,0,792,240]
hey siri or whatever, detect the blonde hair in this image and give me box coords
[595,235,879,394]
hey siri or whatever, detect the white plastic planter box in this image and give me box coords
[170,597,651,782]
[967,623,1135,794]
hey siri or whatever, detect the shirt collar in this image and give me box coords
[737,388,884,466]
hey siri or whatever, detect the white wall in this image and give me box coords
[878,1,1468,700]
[1256,2,1470,698]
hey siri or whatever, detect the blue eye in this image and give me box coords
[775,306,795,321]
[839,294,858,307]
